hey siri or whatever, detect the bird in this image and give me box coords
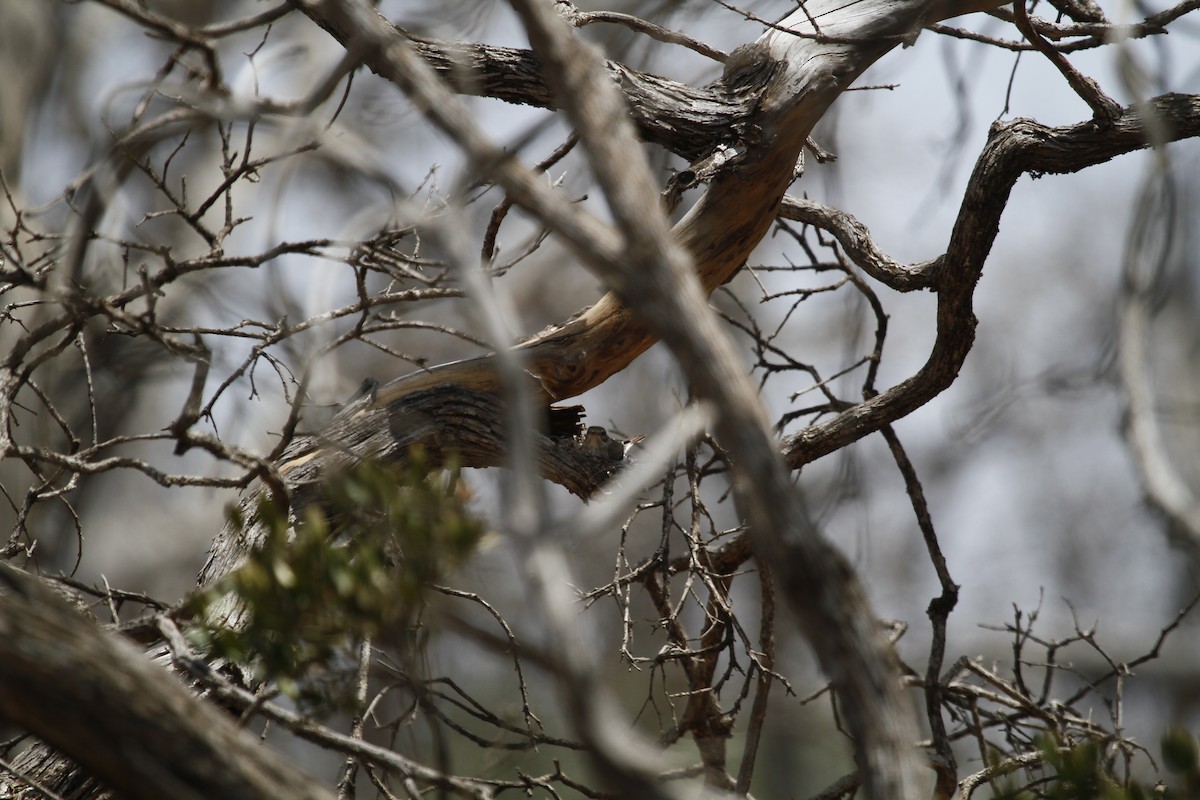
[334,377,379,420]
[578,426,644,462]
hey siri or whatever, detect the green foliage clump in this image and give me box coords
[188,450,483,707]
[996,729,1200,800]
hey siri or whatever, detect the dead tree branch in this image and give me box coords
[0,565,333,800]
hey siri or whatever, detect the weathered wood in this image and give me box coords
[284,0,1012,472]
[305,20,757,162]
[0,565,334,800]
[198,388,609,588]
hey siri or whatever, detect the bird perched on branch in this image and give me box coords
[578,426,644,462]
[335,377,379,420]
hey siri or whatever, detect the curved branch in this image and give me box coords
[782,93,1200,468]
[778,195,940,291]
[1118,169,1200,557]
[303,14,754,161]
[292,0,1020,414]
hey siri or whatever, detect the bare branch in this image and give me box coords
[783,93,1200,468]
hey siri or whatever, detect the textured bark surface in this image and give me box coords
[0,565,334,800]
[278,0,1016,476]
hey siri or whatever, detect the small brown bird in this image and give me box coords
[335,377,379,420]
[579,426,644,462]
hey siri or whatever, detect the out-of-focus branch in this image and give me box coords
[0,0,56,184]
[503,0,985,794]
[1117,172,1200,557]
[0,564,334,800]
